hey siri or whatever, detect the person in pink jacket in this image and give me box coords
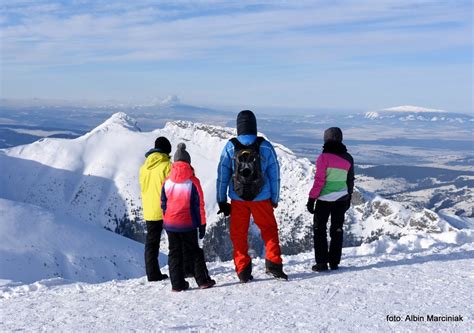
[307,127,354,272]
[161,143,215,291]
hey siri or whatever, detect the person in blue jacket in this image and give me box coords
[216,110,287,282]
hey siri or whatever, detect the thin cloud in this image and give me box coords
[1,0,471,68]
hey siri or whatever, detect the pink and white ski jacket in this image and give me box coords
[309,149,354,202]
[161,161,206,232]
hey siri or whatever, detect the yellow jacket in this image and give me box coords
[139,150,171,221]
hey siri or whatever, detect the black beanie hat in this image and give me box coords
[323,127,343,143]
[236,110,257,136]
[154,136,172,155]
[174,143,191,164]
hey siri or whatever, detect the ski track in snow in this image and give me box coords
[1,245,473,332]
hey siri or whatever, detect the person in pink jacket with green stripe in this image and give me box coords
[306,127,354,272]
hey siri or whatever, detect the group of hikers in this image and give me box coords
[139,110,354,292]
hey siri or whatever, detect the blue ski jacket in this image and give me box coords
[216,134,280,203]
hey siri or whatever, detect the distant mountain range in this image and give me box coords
[364,105,472,122]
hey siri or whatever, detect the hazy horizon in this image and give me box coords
[2,96,472,117]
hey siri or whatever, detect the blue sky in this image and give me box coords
[1,0,472,113]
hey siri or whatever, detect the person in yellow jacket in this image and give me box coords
[139,137,172,281]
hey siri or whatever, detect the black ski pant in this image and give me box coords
[183,247,195,277]
[182,248,209,278]
[166,229,210,289]
[313,200,349,266]
[145,220,165,281]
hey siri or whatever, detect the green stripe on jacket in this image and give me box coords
[320,168,348,196]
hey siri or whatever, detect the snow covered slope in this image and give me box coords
[0,198,149,284]
[1,236,473,332]
[0,113,463,260]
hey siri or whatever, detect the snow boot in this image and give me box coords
[199,279,216,289]
[312,263,329,272]
[265,260,288,281]
[157,273,169,280]
[238,263,253,283]
[171,281,190,292]
[329,264,339,270]
[148,273,168,282]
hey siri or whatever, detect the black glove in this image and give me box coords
[199,225,206,239]
[271,202,278,209]
[345,195,352,211]
[217,202,231,217]
[306,198,316,214]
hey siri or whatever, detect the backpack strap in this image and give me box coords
[255,136,265,147]
[230,137,244,150]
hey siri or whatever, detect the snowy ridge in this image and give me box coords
[0,113,467,262]
[346,188,455,245]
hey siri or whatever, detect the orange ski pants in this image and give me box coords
[230,199,282,273]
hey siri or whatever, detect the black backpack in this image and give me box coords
[230,137,265,201]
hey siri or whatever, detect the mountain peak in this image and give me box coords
[159,94,180,106]
[90,112,141,134]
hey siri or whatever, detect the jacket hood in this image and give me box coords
[237,110,257,136]
[323,141,347,154]
[143,150,170,170]
[145,148,167,158]
[170,161,194,183]
[236,134,257,145]
[323,127,343,143]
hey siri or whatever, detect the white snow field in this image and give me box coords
[1,235,473,332]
